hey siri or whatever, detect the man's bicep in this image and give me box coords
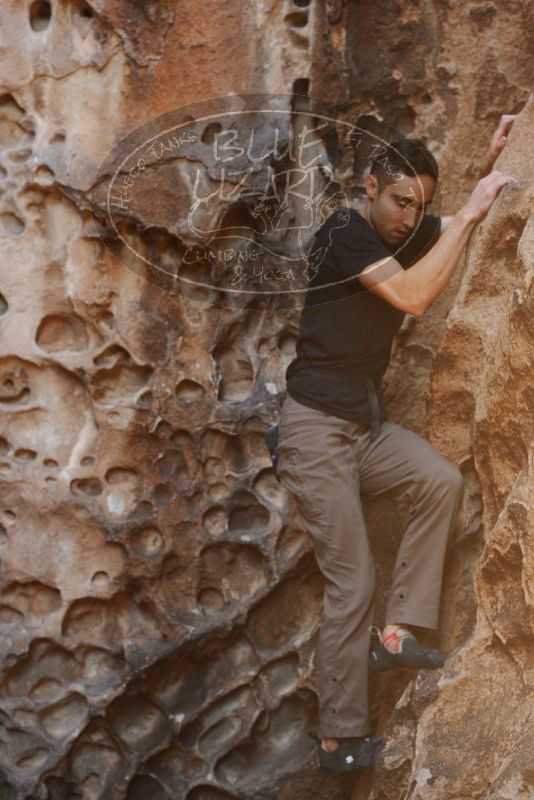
[357,256,409,312]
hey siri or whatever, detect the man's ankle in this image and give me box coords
[321,737,340,752]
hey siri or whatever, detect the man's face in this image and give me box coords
[365,172,437,248]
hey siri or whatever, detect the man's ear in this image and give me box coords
[364,173,379,200]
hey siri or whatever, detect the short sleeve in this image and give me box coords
[332,212,401,290]
[330,213,394,279]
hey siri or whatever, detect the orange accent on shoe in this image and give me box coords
[381,627,417,654]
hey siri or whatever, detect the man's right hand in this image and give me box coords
[461,170,518,224]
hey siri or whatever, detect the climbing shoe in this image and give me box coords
[308,730,384,773]
[368,625,445,671]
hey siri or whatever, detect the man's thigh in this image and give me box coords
[277,396,373,582]
[357,421,462,500]
[277,398,363,524]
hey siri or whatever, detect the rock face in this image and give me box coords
[360,97,534,800]
[0,2,532,799]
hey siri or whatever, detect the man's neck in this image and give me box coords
[359,201,375,232]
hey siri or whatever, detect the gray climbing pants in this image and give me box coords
[276,394,463,738]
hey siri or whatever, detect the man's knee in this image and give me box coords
[442,462,464,499]
[420,459,463,501]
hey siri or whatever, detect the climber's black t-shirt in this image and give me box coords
[286,207,441,424]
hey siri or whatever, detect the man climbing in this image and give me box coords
[274,117,517,773]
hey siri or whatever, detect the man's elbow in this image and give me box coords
[404,300,427,318]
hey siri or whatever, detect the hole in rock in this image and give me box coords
[284,11,308,27]
[70,477,103,497]
[202,122,222,146]
[62,592,161,646]
[0,437,8,454]
[253,468,287,508]
[134,500,153,518]
[126,775,168,800]
[420,93,433,105]
[0,213,25,236]
[29,1,51,31]
[197,587,225,616]
[32,164,54,186]
[143,634,257,717]
[137,390,153,407]
[208,483,226,502]
[44,776,82,800]
[392,106,415,134]
[257,653,299,697]
[0,293,8,314]
[175,379,205,402]
[14,448,37,461]
[93,344,131,367]
[43,458,58,468]
[78,2,94,19]
[153,483,173,506]
[0,605,24,625]
[130,526,164,559]
[91,571,109,590]
[8,147,32,163]
[201,429,249,472]
[36,313,88,352]
[228,491,269,538]
[247,561,322,655]
[187,787,239,800]
[199,542,267,601]
[203,506,228,536]
[2,580,61,616]
[170,429,194,447]
[92,362,152,405]
[50,132,65,144]
[293,0,310,5]
[98,310,115,329]
[214,345,253,403]
[39,692,89,739]
[16,748,48,770]
[179,684,255,754]
[105,466,138,485]
[278,330,298,355]
[108,694,171,753]
[80,646,125,686]
[292,78,309,96]
[29,677,63,703]
[215,692,317,784]
[157,449,187,479]
[155,420,173,438]
[196,715,243,758]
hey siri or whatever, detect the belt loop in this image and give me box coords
[364,378,380,441]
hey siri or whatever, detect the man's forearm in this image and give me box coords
[399,209,476,315]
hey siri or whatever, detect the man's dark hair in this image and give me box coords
[370,137,439,189]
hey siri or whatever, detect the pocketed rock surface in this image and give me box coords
[0,2,532,799]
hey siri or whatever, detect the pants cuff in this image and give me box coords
[319,724,372,738]
[384,607,439,630]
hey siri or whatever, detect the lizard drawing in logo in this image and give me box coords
[184,174,351,284]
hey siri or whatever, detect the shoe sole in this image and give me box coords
[369,642,444,671]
